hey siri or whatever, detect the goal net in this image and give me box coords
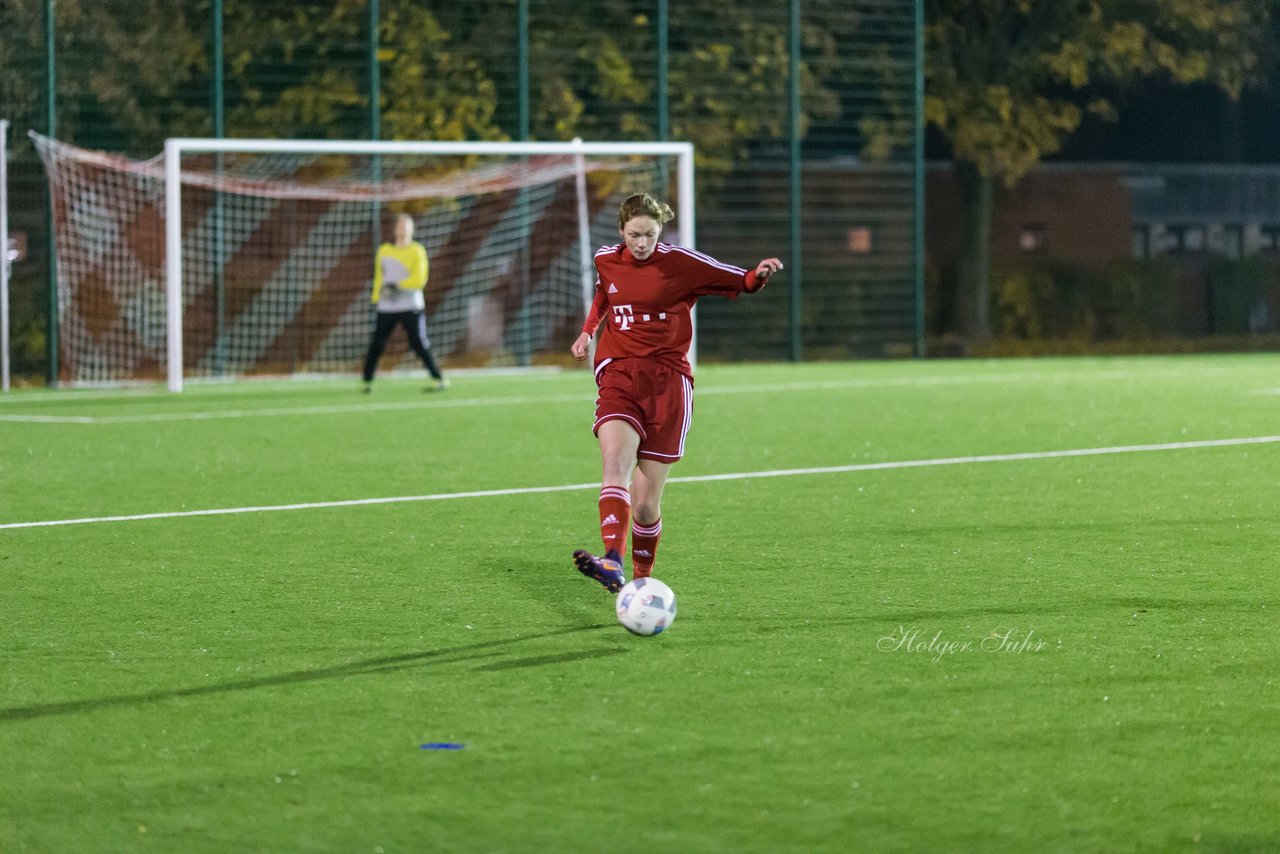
[31,133,693,390]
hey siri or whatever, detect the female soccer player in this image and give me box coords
[362,213,448,392]
[570,193,783,592]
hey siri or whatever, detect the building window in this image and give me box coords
[1018,224,1047,254]
[1221,225,1243,260]
[1132,226,1150,260]
[5,232,25,263]
[1166,224,1206,253]
[1185,225,1206,251]
[1260,226,1280,253]
[846,226,873,254]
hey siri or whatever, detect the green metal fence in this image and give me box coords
[0,0,923,384]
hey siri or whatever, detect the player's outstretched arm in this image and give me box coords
[745,257,784,293]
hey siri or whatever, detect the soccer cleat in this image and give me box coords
[573,548,625,593]
[426,378,450,392]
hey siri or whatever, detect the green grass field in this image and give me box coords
[2,354,1278,852]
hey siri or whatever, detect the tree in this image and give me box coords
[925,0,1271,341]
[222,0,506,143]
[664,4,841,175]
[0,0,46,141]
[0,0,209,154]
[430,0,841,177]
[5,0,848,179]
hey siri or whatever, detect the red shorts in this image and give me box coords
[593,359,694,463]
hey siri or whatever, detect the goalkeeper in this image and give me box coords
[362,213,448,391]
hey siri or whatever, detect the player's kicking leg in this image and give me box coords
[574,420,640,594]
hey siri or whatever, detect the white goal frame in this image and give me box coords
[163,137,696,392]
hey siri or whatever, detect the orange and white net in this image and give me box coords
[32,132,677,383]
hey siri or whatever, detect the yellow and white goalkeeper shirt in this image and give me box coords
[371,241,430,313]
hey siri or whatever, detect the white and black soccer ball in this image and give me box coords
[615,577,677,636]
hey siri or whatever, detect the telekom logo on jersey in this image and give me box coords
[612,304,635,330]
[612,304,667,330]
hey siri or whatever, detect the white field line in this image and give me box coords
[0,368,1270,424]
[0,363,1257,408]
[0,393,594,423]
[3,435,1277,531]
[0,366,568,405]
[0,413,104,424]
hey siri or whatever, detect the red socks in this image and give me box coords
[598,488,663,576]
[631,518,662,578]
[598,486,631,558]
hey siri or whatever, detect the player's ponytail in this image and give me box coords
[618,193,675,229]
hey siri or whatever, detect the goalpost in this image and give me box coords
[34,134,695,391]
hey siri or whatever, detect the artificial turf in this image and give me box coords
[2,354,1278,851]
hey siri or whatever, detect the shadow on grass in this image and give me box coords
[472,648,629,671]
[0,623,616,723]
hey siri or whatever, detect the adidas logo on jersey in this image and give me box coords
[607,283,618,294]
[601,514,620,527]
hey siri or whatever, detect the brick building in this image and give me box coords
[928,161,1280,266]
[926,162,1280,339]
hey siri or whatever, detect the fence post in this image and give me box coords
[369,0,381,142]
[518,0,530,140]
[788,0,802,361]
[44,0,57,386]
[913,0,926,357]
[1,119,10,392]
[369,0,382,340]
[212,0,227,375]
[656,0,669,141]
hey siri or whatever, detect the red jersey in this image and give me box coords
[582,243,766,379]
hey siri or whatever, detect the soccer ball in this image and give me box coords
[615,577,677,636]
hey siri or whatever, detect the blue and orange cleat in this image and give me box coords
[573,549,625,593]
